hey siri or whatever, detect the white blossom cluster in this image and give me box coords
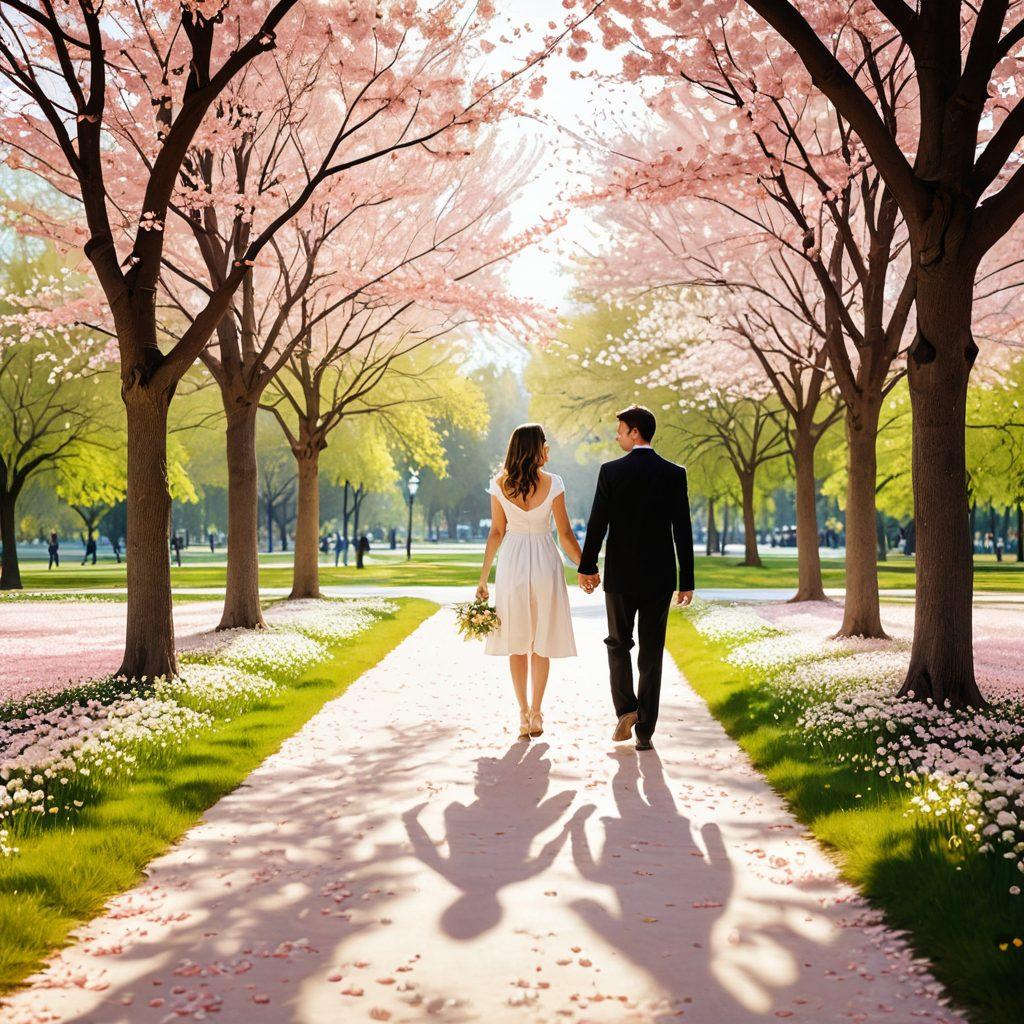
[687,601,1024,892]
[155,663,279,715]
[685,597,776,644]
[0,693,213,839]
[265,598,398,643]
[727,625,905,674]
[202,630,326,680]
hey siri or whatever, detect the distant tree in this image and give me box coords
[0,253,112,589]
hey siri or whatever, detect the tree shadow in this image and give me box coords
[404,740,582,940]
[6,721,444,1024]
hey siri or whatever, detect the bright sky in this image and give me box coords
[487,1,644,317]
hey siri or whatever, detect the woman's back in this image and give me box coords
[491,472,564,534]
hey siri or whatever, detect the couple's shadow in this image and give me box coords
[404,743,732,997]
[569,748,733,1014]
[403,740,586,939]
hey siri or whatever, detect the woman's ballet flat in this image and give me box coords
[529,710,544,738]
[518,711,531,740]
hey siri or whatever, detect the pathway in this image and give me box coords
[3,603,961,1024]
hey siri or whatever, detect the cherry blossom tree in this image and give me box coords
[580,195,841,600]
[159,101,546,626]
[263,298,498,598]
[578,0,1024,705]
[0,0,600,677]
[575,23,917,634]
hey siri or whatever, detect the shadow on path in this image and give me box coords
[570,748,737,1020]
[404,741,584,940]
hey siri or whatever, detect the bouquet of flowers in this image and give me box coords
[454,599,501,641]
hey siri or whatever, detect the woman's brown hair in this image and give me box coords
[501,424,546,503]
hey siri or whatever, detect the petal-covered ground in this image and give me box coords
[1,601,961,1023]
[755,600,1024,699]
[0,602,224,700]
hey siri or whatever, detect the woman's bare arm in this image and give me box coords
[552,492,582,567]
[477,493,507,600]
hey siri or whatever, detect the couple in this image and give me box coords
[476,405,695,751]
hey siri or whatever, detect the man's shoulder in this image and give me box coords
[599,454,631,475]
[653,452,687,477]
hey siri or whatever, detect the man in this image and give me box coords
[356,533,371,569]
[578,405,695,751]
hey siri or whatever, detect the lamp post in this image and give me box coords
[406,470,419,561]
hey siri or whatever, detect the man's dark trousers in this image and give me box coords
[605,590,673,742]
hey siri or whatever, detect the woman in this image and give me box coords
[476,424,581,740]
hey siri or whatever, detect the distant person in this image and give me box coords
[47,531,60,569]
[389,527,397,550]
[209,531,216,553]
[356,533,370,569]
[319,533,329,556]
[996,536,1005,562]
[334,531,348,567]
[112,536,122,563]
[171,534,183,567]
[81,535,97,565]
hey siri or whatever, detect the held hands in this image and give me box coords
[578,573,600,595]
[475,582,489,602]
[675,590,694,606]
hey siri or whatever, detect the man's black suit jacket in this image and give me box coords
[578,448,695,595]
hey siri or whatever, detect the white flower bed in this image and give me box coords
[265,598,398,643]
[0,694,212,841]
[686,598,775,644]
[210,630,326,680]
[687,601,1024,892]
[0,598,393,855]
[155,664,279,715]
[771,650,911,708]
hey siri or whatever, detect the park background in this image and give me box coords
[2,3,1024,1024]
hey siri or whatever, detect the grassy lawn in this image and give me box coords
[666,614,1024,1024]
[0,597,436,994]
[12,551,1024,593]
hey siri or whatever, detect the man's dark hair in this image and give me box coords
[616,404,656,442]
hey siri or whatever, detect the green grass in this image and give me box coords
[0,597,436,994]
[666,615,1024,1024]
[13,550,1024,594]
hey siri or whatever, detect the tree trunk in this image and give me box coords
[219,402,265,630]
[897,270,982,708]
[738,472,762,567]
[876,512,888,562]
[119,390,176,680]
[266,497,275,553]
[705,497,716,556]
[790,423,826,601]
[290,447,321,599]
[837,398,886,638]
[720,503,729,554]
[0,488,22,590]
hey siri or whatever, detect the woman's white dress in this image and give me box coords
[484,473,577,659]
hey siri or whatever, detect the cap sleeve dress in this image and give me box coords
[484,473,577,658]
